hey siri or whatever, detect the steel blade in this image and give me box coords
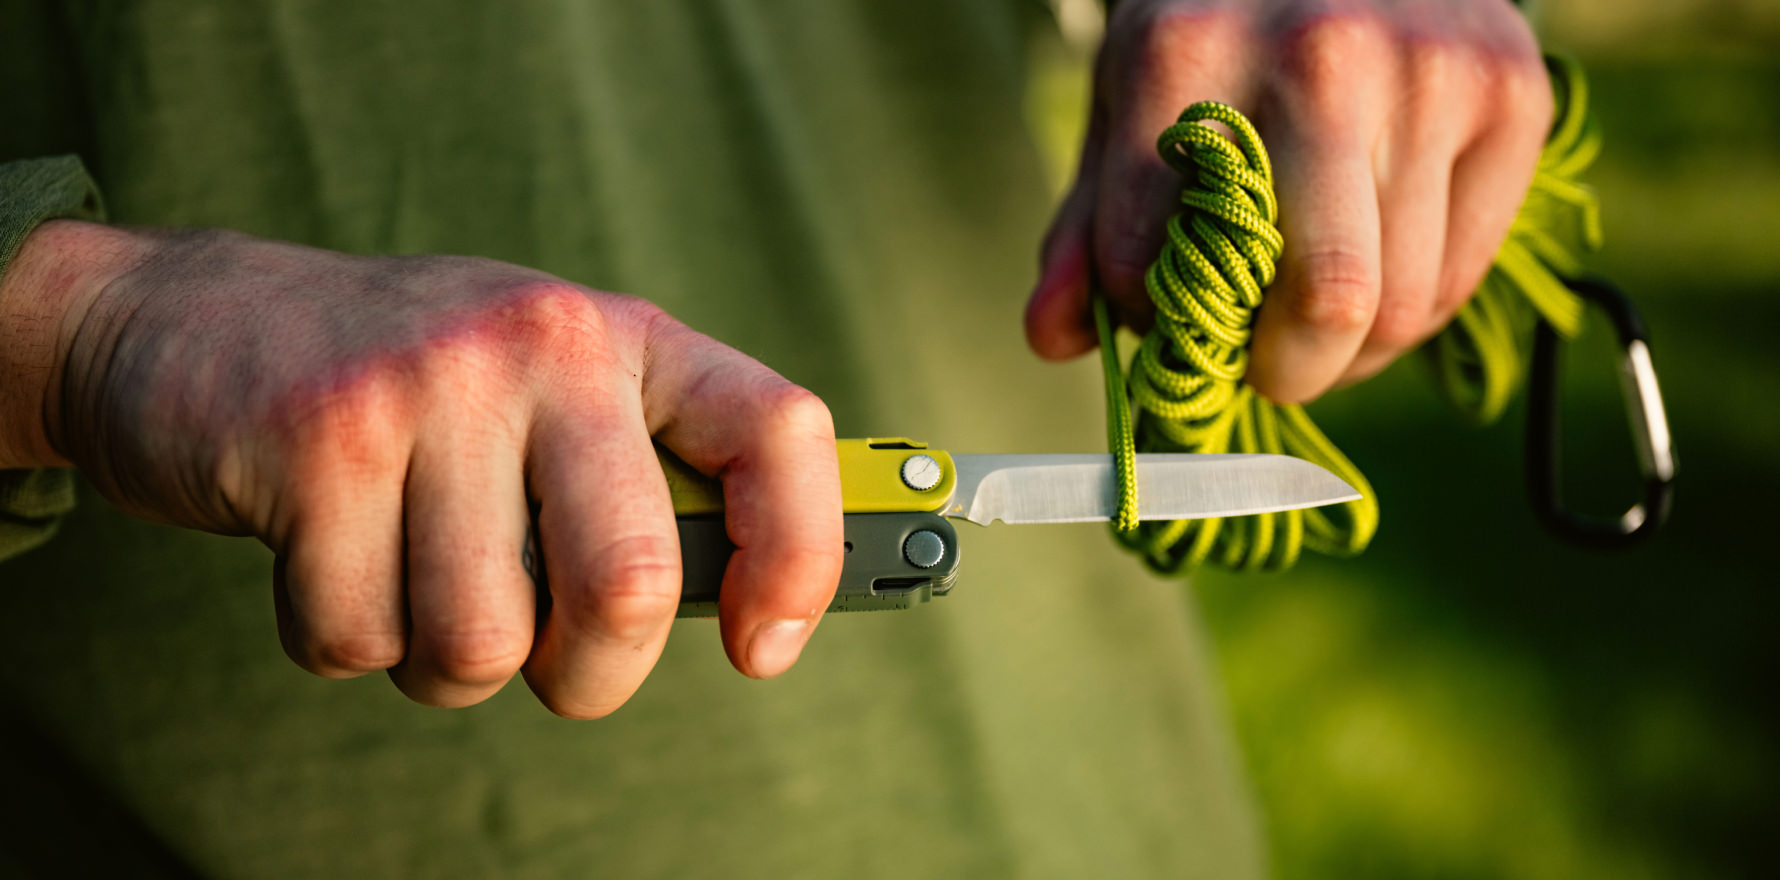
[943,453,1360,526]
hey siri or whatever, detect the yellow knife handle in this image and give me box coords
[659,437,955,516]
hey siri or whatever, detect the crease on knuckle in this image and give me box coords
[1287,251,1378,334]
[302,630,406,677]
[556,537,682,643]
[426,626,533,685]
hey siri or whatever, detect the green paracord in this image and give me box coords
[1098,54,1601,573]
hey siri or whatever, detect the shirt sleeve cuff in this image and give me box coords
[0,155,106,563]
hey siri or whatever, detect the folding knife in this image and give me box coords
[664,438,1359,617]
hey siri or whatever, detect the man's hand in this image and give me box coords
[1025,0,1551,402]
[0,220,843,717]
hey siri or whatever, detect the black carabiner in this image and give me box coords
[1526,277,1676,548]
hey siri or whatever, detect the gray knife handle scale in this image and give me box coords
[674,512,959,618]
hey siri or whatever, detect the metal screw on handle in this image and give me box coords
[901,454,943,491]
[902,529,946,569]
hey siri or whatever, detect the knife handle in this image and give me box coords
[659,438,956,516]
[673,511,960,617]
[530,441,962,618]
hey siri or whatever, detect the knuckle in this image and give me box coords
[300,630,406,677]
[1368,298,1433,349]
[1499,59,1555,126]
[565,580,680,644]
[1402,38,1457,93]
[407,280,630,403]
[1108,5,1240,106]
[275,366,413,474]
[426,627,533,685]
[558,536,682,642]
[1277,14,1385,99]
[1287,251,1378,334]
[1392,40,1467,141]
[297,378,407,463]
[500,281,611,353]
[1130,6,1222,70]
[750,382,834,443]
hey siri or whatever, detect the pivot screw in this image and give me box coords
[903,529,946,569]
[901,454,942,491]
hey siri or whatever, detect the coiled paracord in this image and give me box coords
[1098,55,1600,573]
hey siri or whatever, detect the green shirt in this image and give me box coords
[0,1,1263,876]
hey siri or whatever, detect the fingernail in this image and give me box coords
[748,619,810,679]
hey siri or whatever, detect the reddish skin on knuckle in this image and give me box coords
[1284,252,1378,335]
[1271,13,1387,114]
[482,282,619,384]
[397,282,618,404]
[506,282,607,343]
[1118,6,1237,104]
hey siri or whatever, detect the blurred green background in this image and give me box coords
[1028,1,1780,877]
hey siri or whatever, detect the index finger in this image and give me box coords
[642,316,843,680]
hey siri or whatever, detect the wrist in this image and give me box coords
[0,219,143,469]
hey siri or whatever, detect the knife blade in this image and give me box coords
[941,452,1361,525]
